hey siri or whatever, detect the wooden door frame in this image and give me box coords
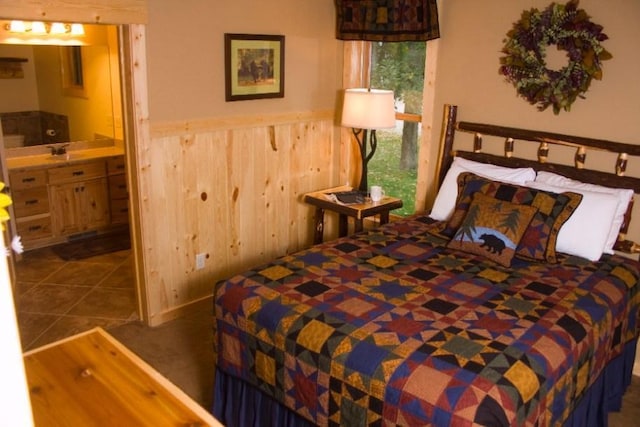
[118,24,150,323]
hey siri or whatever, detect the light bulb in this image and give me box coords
[30,21,47,34]
[50,22,67,34]
[8,20,26,33]
[70,23,85,35]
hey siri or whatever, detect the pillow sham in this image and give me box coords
[439,172,583,263]
[429,157,536,221]
[526,181,619,261]
[448,192,538,267]
[535,171,634,254]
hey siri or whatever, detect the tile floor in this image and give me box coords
[13,244,138,351]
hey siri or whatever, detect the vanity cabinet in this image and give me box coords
[48,161,110,236]
[9,157,122,250]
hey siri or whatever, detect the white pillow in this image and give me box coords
[535,171,634,254]
[526,181,619,261]
[430,157,536,221]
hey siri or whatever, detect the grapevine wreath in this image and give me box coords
[498,0,612,114]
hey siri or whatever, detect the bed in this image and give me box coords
[212,104,640,426]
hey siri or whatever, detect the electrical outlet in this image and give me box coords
[196,253,206,270]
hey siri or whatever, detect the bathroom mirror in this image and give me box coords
[0,25,123,149]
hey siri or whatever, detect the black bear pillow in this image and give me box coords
[447,192,538,267]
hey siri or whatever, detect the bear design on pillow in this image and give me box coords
[479,233,506,254]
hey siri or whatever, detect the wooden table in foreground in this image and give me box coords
[304,185,403,244]
[23,327,223,427]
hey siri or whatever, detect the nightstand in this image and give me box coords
[304,185,403,244]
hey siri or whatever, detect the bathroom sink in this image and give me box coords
[47,153,84,162]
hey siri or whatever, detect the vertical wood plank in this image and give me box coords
[142,115,336,324]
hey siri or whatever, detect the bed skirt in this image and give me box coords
[213,337,638,427]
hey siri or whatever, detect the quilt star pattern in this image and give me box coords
[213,215,640,426]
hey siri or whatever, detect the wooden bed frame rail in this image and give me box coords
[436,104,640,254]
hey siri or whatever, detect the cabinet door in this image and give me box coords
[50,183,81,235]
[78,178,110,230]
[49,178,110,235]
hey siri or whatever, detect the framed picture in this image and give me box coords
[224,33,285,102]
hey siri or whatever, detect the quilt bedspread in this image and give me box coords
[213,215,640,426]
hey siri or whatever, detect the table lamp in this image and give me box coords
[341,88,396,193]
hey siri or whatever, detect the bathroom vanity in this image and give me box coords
[6,143,128,250]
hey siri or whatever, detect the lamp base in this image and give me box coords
[353,128,378,195]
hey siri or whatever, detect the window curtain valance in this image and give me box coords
[336,0,440,42]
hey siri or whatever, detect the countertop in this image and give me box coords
[6,145,125,170]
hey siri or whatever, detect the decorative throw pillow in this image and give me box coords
[526,181,619,261]
[429,156,536,221]
[535,171,634,254]
[438,172,583,263]
[447,192,538,267]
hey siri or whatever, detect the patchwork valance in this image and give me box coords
[336,0,440,42]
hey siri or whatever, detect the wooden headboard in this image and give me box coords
[435,104,640,254]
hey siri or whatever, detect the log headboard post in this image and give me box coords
[435,104,458,189]
[435,103,640,255]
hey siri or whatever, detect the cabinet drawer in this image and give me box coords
[10,169,47,190]
[48,161,106,184]
[110,198,129,224]
[109,174,128,199]
[16,216,52,241]
[12,187,50,217]
[107,156,126,175]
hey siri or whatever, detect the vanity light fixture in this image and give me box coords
[5,20,85,36]
[341,88,396,193]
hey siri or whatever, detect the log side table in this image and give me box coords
[304,186,403,244]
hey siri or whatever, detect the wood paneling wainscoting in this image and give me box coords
[142,111,338,325]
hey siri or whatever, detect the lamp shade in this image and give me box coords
[341,88,395,130]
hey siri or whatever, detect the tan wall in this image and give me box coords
[427,1,640,183]
[146,0,340,121]
[425,0,640,237]
[141,0,342,323]
[0,45,39,112]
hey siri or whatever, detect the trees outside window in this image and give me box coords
[368,42,426,216]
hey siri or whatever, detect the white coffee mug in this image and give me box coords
[370,185,385,202]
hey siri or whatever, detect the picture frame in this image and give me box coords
[224,33,285,102]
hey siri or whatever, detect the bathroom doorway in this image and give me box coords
[0,22,141,347]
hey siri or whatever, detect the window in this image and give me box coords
[60,46,87,98]
[368,42,426,216]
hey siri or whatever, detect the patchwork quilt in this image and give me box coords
[213,215,640,426]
